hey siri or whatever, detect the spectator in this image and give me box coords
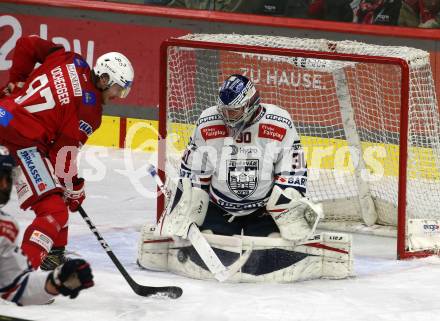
[167,0,240,11]
[167,0,347,19]
[399,0,440,27]
[167,0,286,15]
[283,0,311,18]
[354,0,402,24]
[308,0,354,21]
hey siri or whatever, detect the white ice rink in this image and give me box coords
[1,146,440,321]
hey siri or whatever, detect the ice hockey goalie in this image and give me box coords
[138,74,353,282]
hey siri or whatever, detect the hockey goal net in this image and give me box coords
[158,33,440,259]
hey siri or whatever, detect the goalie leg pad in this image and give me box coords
[163,232,353,282]
[301,232,353,279]
[157,178,209,238]
[137,224,173,272]
[320,232,353,279]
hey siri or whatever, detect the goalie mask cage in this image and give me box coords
[158,34,440,259]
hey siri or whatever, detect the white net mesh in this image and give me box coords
[163,34,440,250]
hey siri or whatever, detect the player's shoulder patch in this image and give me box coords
[73,55,89,68]
[261,104,293,129]
[82,91,97,106]
[0,106,14,127]
[79,120,94,137]
[258,123,287,142]
[66,63,83,97]
[197,113,223,126]
[201,124,228,140]
[197,106,223,126]
[264,114,293,129]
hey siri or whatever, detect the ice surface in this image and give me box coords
[2,147,440,321]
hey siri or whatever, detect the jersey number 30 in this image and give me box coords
[14,74,56,113]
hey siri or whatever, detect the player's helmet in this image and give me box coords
[93,52,134,98]
[218,74,260,129]
[0,146,15,206]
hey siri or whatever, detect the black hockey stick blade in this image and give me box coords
[119,255,182,298]
[133,283,183,299]
[78,206,183,299]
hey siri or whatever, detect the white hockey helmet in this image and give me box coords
[93,52,134,98]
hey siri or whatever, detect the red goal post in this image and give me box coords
[158,34,440,259]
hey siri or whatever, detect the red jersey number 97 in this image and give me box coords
[14,74,55,114]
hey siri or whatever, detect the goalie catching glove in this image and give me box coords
[266,185,323,243]
[157,178,209,238]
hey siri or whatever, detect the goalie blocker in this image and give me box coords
[138,225,353,282]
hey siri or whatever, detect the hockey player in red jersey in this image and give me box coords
[0,145,94,305]
[0,35,134,270]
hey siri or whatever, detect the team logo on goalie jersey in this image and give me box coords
[227,159,259,199]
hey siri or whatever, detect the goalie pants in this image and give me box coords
[199,202,279,237]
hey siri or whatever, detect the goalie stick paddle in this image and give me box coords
[146,164,251,282]
[78,206,183,299]
[187,223,252,282]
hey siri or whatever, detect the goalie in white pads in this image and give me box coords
[138,74,353,282]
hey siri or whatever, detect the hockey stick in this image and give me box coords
[146,164,251,282]
[78,206,182,298]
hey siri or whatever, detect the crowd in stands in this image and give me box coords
[104,0,440,28]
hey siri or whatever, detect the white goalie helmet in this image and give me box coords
[93,52,134,98]
[217,74,260,130]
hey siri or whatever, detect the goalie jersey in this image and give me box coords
[180,103,307,216]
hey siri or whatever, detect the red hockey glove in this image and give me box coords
[63,177,85,212]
